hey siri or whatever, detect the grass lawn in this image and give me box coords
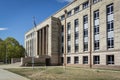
[6,66,120,80]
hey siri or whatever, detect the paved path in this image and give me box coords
[0,69,30,80]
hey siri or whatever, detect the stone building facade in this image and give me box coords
[25,0,120,68]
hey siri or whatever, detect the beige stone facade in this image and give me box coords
[25,0,120,68]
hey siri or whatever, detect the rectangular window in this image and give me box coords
[75,19,79,27]
[84,42,88,51]
[107,37,114,48]
[107,55,114,64]
[94,10,99,20]
[61,57,64,64]
[67,45,71,53]
[75,32,79,39]
[83,15,88,24]
[83,1,89,9]
[67,11,72,17]
[74,6,79,13]
[75,44,79,52]
[107,21,114,32]
[94,40,99,50]
[83,56,88,64]
[74,56,79,64]
[107,3,113,15]
[94,25,99,35]
[84,29,88,37]
[61,14,65,20]
[93,0,100,4]
[93,56,100,64]
[61,25,64,53]
[67,57,71,64]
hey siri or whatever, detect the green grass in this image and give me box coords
[6,66,120,80]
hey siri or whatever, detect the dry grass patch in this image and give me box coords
[6,67,120,80]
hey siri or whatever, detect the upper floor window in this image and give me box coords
[67,11,72,17]
[74,6,79,13]
[83,1,89,9]
[94,10,99,20]
[94,25,99,35]
[75,19,79,27]
[83,15,88,24]
[67,22,71,31]
[107,20,114,32]
[107,37,114,49]
[61,14,65,20]
[107,3,113,15]
[61,25,64,32]
[93,0,100,4]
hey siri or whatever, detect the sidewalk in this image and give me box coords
[0,69,30,80]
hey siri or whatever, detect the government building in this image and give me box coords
[25,0,120,69]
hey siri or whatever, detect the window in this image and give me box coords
[67,34,71,41]
[61,46,64,53]
[75,19,79,27]
[93,56,100,64]
[67,45,71,53]
[61,25,64,32]
[107,55,114,64]
[94,10,99,20]
[67,22,71,30]
[75,44,79,52]
[107,37,114,48]
[94,25,99,35]
[94,40,99,50]
[74,56,79,64]
[107,3,113,15]
[61,14,65,20]
[83,1,89,9]
[67,57,71,64]
[75,32,79,39]
[84,42,88,51]
[67,11,72,17]
[83,56,88,64]
[107,21,114,32]
[84,29,88,37]
[93,0,100,4]
[83,15,88,24]
[74,6,79,13]
[61,57,64,64]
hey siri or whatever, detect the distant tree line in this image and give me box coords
[0,37,25,63]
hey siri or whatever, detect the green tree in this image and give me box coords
[0,37,25,63]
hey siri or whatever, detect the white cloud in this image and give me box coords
[0,28,8,31]
[57,0,74,3]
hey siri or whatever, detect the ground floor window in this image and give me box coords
[93,56,100,64]
[67,57,71,64]
[83,56,88,64]
[107,55,114,65]
[61,57,64,64]
[74,56,79,64]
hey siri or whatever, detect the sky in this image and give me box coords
[0,0,73,46]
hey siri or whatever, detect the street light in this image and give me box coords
[32,16,37,69]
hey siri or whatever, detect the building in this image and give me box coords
[25,0,120,68]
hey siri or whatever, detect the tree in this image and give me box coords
[0,37,25,63]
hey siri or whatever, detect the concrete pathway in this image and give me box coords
[0,69,30,80]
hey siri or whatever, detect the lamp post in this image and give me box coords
[32,16,37,69]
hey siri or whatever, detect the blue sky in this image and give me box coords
[0,0,72,46]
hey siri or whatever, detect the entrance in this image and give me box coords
[45,58,51,66]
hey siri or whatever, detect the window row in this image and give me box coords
[66,55,114,65]
[60,0,101,20]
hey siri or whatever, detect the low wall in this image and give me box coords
[21,57,46,66]
[11,58,21,63]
